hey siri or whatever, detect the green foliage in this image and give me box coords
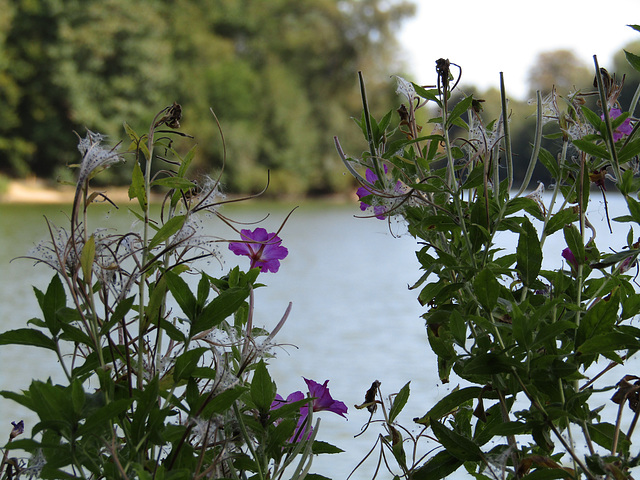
[0,0,414,194]
[341,30,640,478]
[0,106,343,479]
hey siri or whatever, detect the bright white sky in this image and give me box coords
[399,0,640,100]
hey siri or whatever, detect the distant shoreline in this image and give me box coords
[0,179,354,205]
[0,179,131,204]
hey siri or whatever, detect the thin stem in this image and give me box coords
[500,73,513,192]
[593,55,623,187]
[515,91,543,197]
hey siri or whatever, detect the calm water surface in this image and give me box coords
[0,197,638,478]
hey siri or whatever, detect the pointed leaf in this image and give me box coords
[516,218,542,286]
[149,215,186,249]
[165,270,197,322]
[80,234,95,282]
[251,360,276,414]
[128,162,147,211]
[173,347,208,382]
[0,328,56,351]
[474,268,500,311]
[190,286,250,336]
[430,420,484,461]
[389,382,410,423]
[151,177,196,190]
[625,49,640,73]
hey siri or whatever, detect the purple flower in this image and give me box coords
[562,247,578,271]
[356,165,405,220]
[602,108,633,142]
[304,378,348,417]
[357,167,388,220]
[228,228,288,273]
[271,379,347,442]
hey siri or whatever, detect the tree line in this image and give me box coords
[0,0,638,195]
[0,0,415,195]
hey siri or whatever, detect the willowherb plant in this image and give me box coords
[0,104,346,479]
[339,26,640,480]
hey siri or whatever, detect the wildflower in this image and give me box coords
[271,379,347,442]
[357,168,388,219]
[602,108,633,142]
[304,378,348,417]
[356,166,406,220]
[562,247,578,271]
[228,228,288,273]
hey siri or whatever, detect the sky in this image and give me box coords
[398,0,640,100]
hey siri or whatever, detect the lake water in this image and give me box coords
[0,196,638,479]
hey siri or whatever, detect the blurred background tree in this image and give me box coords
[526,49,592,97]
[1,0,638,195]
[0,0,415,194]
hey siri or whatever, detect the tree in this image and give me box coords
[612,39,640,113]
[527,49,591,97]
[0,0,417,195]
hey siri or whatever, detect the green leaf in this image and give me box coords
[578,332,640,355]
[447,96,474,129]
[544,208,579,236]
[165,270,197,322]
[463,352,517,375]
[516,218,542,286]
[520,470,574,480]
[311,440,344,454]
[430,420,484,461]
[173,347,208,382]
[532,321,577,349]
[588,422,630,454]
[0,328,56,351]
[151,177,196,190]
[128,161,147,211]
[196,273,210,309]
[80,234,95,282]
[489,421,529,436]
[573,139,610,160]
[580,105,604,132]
[625,196,640,224]
[389,382,410,423]
[71,379,85,415]
[251,360,276,414]
[577,291,619,347]
[190,286,250,336]
[200,386,245,418]
[413,450,462,480]
[563,224,584,266]
[625,49,640,73]
[415,387,485,425]
[618,138,640,163]
[149,215,186,249]
[538,147,559,179]
[412,83,441,105]
[474,268,500,311]
[43,274,66,336]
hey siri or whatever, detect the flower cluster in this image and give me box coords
[356,166,406,220]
